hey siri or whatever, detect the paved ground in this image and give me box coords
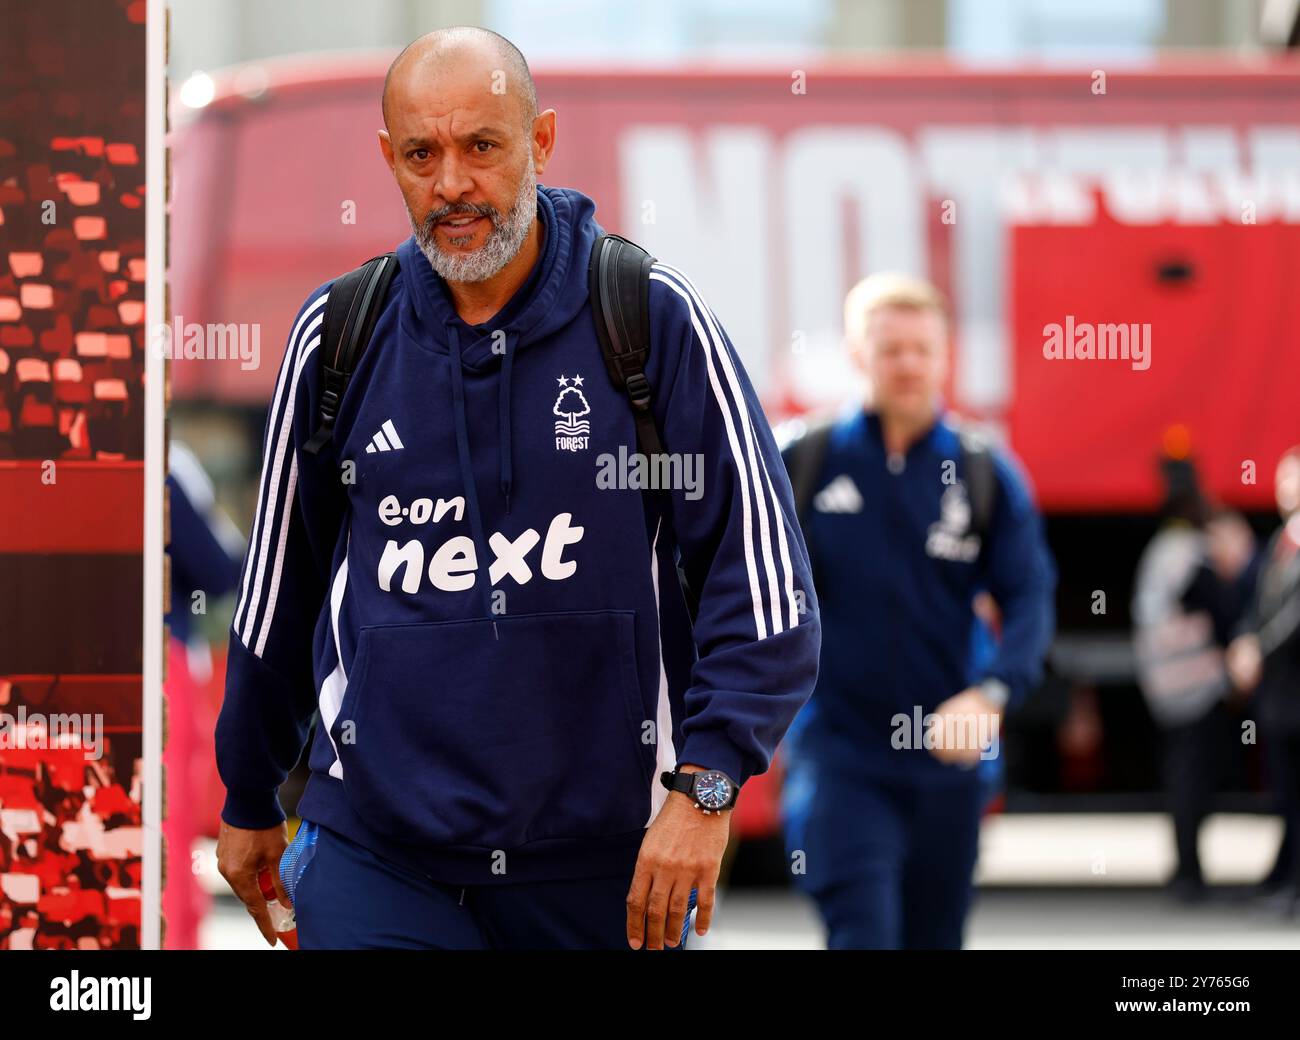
[695,887,1300,950]
[196,812,1298,949]
[200,885,1300,951]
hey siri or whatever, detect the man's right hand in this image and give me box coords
[1226,634,1262,692]
[216,819,291,947]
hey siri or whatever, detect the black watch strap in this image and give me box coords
[660,768,694,796]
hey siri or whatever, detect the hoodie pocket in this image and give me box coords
[334,609,652,849]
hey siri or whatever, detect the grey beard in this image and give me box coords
[408,163,537,284]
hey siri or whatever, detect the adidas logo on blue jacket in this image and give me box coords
[215,186,822,885]
[364,419,404,453]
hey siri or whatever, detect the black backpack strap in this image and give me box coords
[589,233,703,622]
[957,425,998,543]
[589,233,664,457]
[303,252,399,456]
[782,417,835,524]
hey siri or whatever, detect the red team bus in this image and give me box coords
[170,56,1300,842]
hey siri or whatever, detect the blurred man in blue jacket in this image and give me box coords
[780,273,1056,949]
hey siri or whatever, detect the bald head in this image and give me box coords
[376,26,557,289]
[382,26,538,134]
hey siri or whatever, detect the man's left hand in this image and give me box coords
[928,687,1002,766]
[626,765,730,950]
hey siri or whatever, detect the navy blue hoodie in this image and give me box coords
[782,407,1055,785]
[215,186,821,884]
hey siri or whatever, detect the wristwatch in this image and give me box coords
[659,765,738,813]
[979,678,1010,710]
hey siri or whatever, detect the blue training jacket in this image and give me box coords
[215,185,821,884]
[782,407,1055,785]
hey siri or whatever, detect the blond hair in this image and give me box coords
[843,272,948,345]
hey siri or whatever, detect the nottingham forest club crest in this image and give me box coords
[554,374,591,452]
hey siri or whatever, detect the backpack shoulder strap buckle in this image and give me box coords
[623,369,652,410]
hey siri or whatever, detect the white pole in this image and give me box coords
[141,0,168,952]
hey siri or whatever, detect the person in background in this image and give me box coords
[1133,449,1259,902]
[1228,445,1300,916]
[163,440,243,948]
[778,272,1055,949]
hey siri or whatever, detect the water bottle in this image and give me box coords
[258,868,297,949]
[260,819,320,950]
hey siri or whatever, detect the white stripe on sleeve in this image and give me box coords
[649,269,769,639]
[234,294,327,651]
[653,264,796,636]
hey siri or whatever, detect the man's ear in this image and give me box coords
[531,109,557,175]
[845,335,869,376]
[378,129,396,173]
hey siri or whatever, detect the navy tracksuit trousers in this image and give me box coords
[286,821,694,950]
[782,757,984,950]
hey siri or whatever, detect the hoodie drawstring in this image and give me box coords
[446,325,500,636]
[498,335,515,514]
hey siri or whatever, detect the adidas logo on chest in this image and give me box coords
[365,419,404,453]
[813,474,863,514]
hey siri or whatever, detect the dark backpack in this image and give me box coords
[782,416,998,545]
[302,251,399,456]
[303,235,662,457]
[299,234,697,614]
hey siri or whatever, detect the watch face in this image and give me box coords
[693,770,733,810]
